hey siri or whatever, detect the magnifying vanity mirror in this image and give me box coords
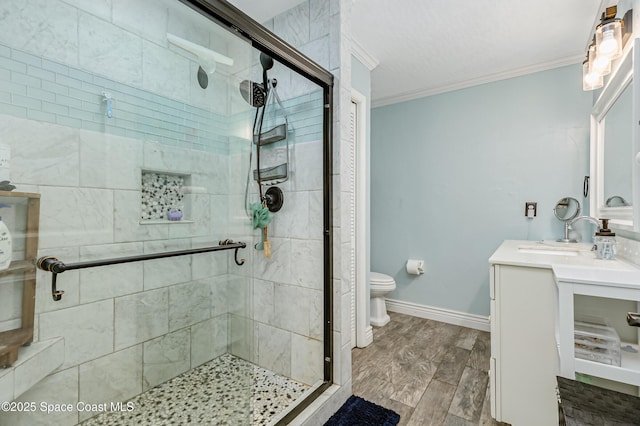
[554,197,581,221]
[590,38,640,231]
[554,197,581,242]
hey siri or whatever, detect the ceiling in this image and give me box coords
[229,0,605,107]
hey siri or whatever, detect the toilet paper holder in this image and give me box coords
[406,259,424,275]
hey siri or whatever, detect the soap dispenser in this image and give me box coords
[594,219,616,260]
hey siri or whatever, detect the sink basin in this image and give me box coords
[517,245,580,256]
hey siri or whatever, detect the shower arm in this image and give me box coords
[37,240,246,301]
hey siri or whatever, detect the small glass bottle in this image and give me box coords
[594,219,616,260]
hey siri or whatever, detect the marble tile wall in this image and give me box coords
[0,41,229,154]
[265,0,355,398]
[265,3,356,413]
[8,0,237,90]
[77,346,143,422]
[0,114,235,425]
[217,64,328,389]
[221,0,347,394]
[1,368,80,426]
[0,40,323,158]
[227,138,325,386]
[618,235,640,266]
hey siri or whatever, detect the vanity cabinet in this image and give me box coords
[490,263,559,426]
[490,240,640,425]
[555,267,640,391]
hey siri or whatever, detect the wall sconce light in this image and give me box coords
[597,19,623,59]
[591,40,612,76]
[583,43,604,91]
[582,4,633,91]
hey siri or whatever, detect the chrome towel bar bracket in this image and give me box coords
[37,240,246,301]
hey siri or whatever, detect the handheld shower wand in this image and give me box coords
[260,53,274,96]
[239,53,277,216]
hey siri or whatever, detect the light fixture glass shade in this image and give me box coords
[596,20,623,60]
[590,43,611,76]
[583,59,603,91]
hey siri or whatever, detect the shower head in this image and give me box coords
[197,65,211,89]
[260,53,274,96]
[239,80,266,108]
[239,54,273,107]
[260,53,274,71]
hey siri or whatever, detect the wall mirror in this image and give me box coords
[590,38,640,231]
[603,81,632,208]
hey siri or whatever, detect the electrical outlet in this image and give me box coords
[525,202,537,218]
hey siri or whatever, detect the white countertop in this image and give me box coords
[553,264,640,289]
[489,240,640,271]
[490,240,640,290]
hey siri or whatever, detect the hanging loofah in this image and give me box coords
[250,202,272,229]
[250,202,272,251]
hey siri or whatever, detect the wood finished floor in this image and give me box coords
[352,312,508,426]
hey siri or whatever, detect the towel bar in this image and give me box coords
[37,240,246,301]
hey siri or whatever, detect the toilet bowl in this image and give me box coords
[370,272,396,327]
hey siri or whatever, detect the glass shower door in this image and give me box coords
[0,0,330,424]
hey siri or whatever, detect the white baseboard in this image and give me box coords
[385,298,490,332]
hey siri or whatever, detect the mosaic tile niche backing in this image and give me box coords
[141,171,187,221]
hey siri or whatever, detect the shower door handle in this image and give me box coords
[628,312,640,327]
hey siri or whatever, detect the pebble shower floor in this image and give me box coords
[80,354,309,425]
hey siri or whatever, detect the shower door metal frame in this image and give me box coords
[180,0,334,424]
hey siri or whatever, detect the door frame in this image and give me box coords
[351,88,373,348]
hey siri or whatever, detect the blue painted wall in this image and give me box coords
[370,64,593,316]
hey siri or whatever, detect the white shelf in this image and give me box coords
[0,338,64,402]
[574,343,640,386]
[555,265,640,389]
[139,219,194,225]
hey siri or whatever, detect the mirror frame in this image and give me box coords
[590,37,639,231]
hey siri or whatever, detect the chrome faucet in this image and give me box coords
[559,216,601,243]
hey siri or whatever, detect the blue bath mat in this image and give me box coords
[324,395,400,426]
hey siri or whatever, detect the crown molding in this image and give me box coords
[372,54,585,108]
[350,38,379,71]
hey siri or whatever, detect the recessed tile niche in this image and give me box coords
[141,171,190,222]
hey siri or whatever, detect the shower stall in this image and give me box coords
[0,0,333,425]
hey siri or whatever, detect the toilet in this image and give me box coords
[370,272,396,327]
